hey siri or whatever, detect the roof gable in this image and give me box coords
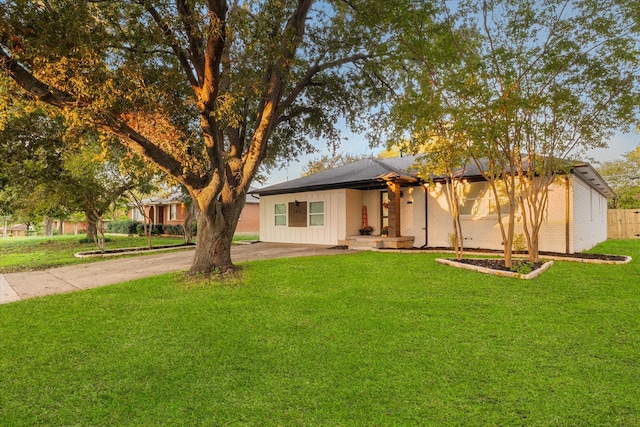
[254,156,420,196]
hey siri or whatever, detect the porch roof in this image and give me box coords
[254,156,421,196]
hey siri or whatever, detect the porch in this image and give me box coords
[339,235,415,250]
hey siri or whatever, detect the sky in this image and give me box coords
[262,128,640,187]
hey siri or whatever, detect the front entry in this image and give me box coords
[381,191,389,231]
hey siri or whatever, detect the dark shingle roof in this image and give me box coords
[254,156,421,196]
[253,155,615,198]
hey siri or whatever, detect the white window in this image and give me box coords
[309,201,324,226]
[169,204,177,221]
[274,203,287,226]
[132,208,144,221]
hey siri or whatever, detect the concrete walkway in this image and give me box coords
[0,242,353,304]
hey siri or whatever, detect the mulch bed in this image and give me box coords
[408,247,628,262]
[454,258,545,272]
[382,246,629,275]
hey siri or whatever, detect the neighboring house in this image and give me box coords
[130,188,260,234]
[253,155,614,253]
[1,224,29,237]
[130,191,190,226]
[52,220,87,235]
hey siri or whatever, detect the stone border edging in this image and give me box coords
[435,258,555,280]
[375,248,632,265]
[74,244,196,258]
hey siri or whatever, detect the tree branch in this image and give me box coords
[241,0,314,188]
[276,106,318,126]
[99,115,207,190]
[279,53,368,113]
[176,0,205,83]
[0,47,83,108]
[139,0,199,89]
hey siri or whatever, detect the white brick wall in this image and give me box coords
[572,175,608,252]
[258,173,609,252]
[422,178,599,253]
[401,187,427,247]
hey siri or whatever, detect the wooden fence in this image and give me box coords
[608,209,640,239]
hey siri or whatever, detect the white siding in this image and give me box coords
[361,191,382,234]
[259,187,426,244]
[259,190,343,245]
[534,179,570,254]
[260,189,380,245]
[345,189,364,235]
[572,175,608,252]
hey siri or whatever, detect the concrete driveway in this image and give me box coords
[0,242,353,304]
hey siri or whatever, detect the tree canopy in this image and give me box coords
[0,86,159,241]
[1,0,390,273]
[379,0,640,264]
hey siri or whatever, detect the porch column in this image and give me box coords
[387,181,401,237]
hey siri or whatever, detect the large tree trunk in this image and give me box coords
[85,209,106,251]
[189,196,245,275]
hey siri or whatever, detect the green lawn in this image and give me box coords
[0,240,638,426]
[0,234,258,273]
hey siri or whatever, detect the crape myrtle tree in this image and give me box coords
[408,132,470,261]
[381,0,640,267]
[1,0,389,274]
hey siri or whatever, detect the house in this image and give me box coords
[52,220,87,235]
[253,155,614,253]
[130,188,261,234]
[1,224,30,237]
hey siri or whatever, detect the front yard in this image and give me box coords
[0,239,638,425]
[0,234,258,273]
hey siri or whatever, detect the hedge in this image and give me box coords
[106,220,141,235]
[106,220,194,236]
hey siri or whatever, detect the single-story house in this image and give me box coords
[130,188,261,234]
[1,224,30,237]
[52,220,87,235]
[252,155,614,253]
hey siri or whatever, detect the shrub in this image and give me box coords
[107,220,141,235]
[513,233,527,252]
[510,261,535,275]
[136,223,164,235]
[163,225,184,236]
[78,237,113,244]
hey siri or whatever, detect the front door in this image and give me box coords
[157,206,165,224]
[380,191,389,231]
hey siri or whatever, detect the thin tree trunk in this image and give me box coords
[444,177,464,260]
[85,211,98,242]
